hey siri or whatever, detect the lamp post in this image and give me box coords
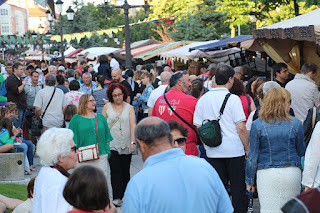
[102,0,151,69]
[249,12,257,32]
[0,47,5,60]
[47,0,75,65]
[38,24,46,60]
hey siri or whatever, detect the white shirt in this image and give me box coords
[32,167,73,213]
[93,64,99,73]
[33,86,67,128]
[193,87,246,158]
[246,110,256,131]
[147,84,168,108]
[13,198,32,213]
[110,58,120,70]
[302,121,320,188]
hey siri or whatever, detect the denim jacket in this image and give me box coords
[138,84,154,110]
[246,116,306,185]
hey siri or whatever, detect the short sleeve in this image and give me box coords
[193,98,204,126]
[33,91,43,108]
[231,95,246,124]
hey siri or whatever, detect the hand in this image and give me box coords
[305,186,311,191]
[129,144,136,154]
[105,202,117,213]
[22,81,27,86]
[16,138,22,143]
[245,149,249,160]
[246,184,255,192]
[13,128,19,136]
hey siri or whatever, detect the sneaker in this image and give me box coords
[112,199,123,207]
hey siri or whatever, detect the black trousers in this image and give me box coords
[109,150,132,199]
[207,156,246,213]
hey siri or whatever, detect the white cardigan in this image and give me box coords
[302,122,320,188]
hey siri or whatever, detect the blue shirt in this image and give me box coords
[78,82,98,94]
[138,83,154,110]
[246,117,306,185]
[122,148,233,213]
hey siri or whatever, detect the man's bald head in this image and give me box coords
[160,71,172,85]
[111,68,123,83]
[135,117,172,146]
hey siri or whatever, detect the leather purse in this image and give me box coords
[77,114,100,163]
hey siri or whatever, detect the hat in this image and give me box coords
[263,81,280,94]
[21,73,27,78]
[58,66,65,71]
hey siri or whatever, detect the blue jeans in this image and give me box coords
[14,109,26,128]
[14,143,30,172]
[22,139,33,166]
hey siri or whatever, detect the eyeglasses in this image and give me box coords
[88,99,96,103]
[71,145,77,152]
[112,93,123,98]
[174,137,187,145]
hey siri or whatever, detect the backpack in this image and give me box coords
[0,79,7,96]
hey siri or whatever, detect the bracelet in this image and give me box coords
[131,141,136,145]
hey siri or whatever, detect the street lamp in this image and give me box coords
[66,6,75,21]
[102,0,151,69]
[249,12,257,32]
[0,47,5,60]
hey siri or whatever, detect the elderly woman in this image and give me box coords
[32,128,77,213]
[102,83,136,207]
[168,120,187,152]
[63,165,116,213]
[246,87,306,212]
[69,94,113,178]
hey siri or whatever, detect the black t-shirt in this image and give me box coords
[275,79,286,88]
[121,80,133,103]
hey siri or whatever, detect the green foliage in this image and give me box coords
[0,184,27,213]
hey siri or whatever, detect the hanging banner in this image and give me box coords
[64,35,72,43]
[74,33,82,43]
[17,36,23,45]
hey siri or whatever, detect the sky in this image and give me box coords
[62,0,145,11]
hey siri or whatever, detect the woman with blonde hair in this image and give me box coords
[135,71,154,120]
[68,94,113,178]
[246,87,305,212]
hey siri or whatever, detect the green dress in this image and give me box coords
[69,114,113,157]
[0,73,7,102]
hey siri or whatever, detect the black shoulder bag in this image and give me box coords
[163,94,202,145]
[30,87,56,136]
[198,93,231,147]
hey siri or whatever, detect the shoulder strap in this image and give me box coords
[312,107,316,129]
[95,114,99,144]
[218,93,231,121]
[245,94,251,115]
[164,94,200,138]
[41,87,56,119]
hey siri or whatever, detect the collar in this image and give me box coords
[168,88,184,94]
[209,87,229,92]
[144,148,185,169]
[294,73,315,83]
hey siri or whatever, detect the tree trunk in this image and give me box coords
[293,0,299,16]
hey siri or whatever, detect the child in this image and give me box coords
[0,118,31,175]
[64,104,77,128]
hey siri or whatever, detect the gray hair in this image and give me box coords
[135,117,172,146]
[82,72,92,78]
[48,65,57,71]
[160,71,172,83]
[66,69,75,78]
[263,81,280,94]
[45,74,57,86]
[234,66,243,73]
[36,128,74,166]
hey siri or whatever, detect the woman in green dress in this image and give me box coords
[69,94,113,178]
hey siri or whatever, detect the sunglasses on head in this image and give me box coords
[174,137,187,145]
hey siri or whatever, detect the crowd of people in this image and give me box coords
[0,54,319,213]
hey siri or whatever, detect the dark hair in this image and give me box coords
[156,66,164,75]
[168,120,188,138]
[169,71,187,87]
[125,69,134,78]
[190,79,204,99]
[26,65,35,71]
[1,118,14,137]
[64,104,77,122]
[66,69,75,78]
[273,63,287,74]
[96,75,105,88]
[230,77,245,96]
[301,63,318,74]
[108,53,115,58]
[98,55,109,64]
[0,108,10,120]
[30,70,39,76]
[63,165,110,211]
[6,62,12,66]
[107,83,128,103]
[69,80,80,91]
[13,63,23,72]
[145,64,153,73]
[80,61,86,65]
[71,62,78,69]
[215,65,235,85]
[122,75,129,81]
[27,176,37,198]
[135,118,172,146]
[246,76,258,98]
[196,62,208,76]
[56,74,65,85]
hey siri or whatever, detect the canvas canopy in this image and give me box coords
[77,47,119,60]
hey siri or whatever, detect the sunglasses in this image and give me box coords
[174,137,187,145]
[71,145,77,152]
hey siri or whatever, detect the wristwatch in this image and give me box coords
[131,141,136,145]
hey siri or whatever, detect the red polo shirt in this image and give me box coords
[152,89,199,156]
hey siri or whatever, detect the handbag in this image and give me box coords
[78,114,100,163]
[163,94,202,145]
[198,93,231,147]
[304,107,317,146]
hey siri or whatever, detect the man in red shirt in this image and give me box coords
[152,71,199,156]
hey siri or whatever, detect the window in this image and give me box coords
[1,26,9,33]
[0,9,8,16]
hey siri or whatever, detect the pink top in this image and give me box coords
[239,94,251,120]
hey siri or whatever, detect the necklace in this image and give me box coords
[112,102,124,135]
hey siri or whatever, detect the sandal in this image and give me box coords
[30,166,37,171]
[24,171,31,175]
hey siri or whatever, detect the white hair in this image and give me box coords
[82,72,92,78]
[48,65,57,71]
[36,128,74,167]
[234,66,243,73]
[263,81,280,94]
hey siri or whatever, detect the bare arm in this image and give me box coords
[18,81,26,93]
[237,121,249,152]
[0,194,23,210]
[148,107,153,117]
[102,104,108,120]
[35,107,42,119]
[250,96,256,112]
[129,105,136,142]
